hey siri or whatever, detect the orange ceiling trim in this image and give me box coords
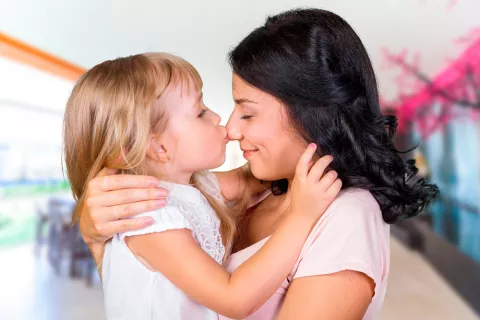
[0,32,85,81]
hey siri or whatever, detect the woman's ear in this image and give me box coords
[146,136,170,163]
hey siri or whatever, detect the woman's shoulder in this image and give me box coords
[306,188,388,242]
[325,188,381,219]
[291,188,390,304]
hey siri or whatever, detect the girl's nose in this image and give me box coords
[212,111,221,125]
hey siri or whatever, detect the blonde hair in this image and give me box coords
[63,52,237,257]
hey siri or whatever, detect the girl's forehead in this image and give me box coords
[160,80,199,101]
[155,80,201,119]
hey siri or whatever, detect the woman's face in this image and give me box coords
[226,74,307,181]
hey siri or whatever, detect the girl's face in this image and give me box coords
[226,74,307,181]
[156,79,228,176]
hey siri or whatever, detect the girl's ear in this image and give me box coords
[146,136,170,163]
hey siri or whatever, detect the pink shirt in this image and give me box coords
[220,188,390,320]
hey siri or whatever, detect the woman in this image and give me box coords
[78,9,438,319]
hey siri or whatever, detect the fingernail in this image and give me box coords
[308,161,314,166]
[309,143,316,149]
[154,189,167,197]
[140,217,154,225]
[147,177,159,186]
[154,199,166,207]
[328,155,334,161]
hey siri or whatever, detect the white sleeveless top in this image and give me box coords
[102,171,225,320]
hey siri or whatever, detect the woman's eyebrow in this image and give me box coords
[234,98,258,105]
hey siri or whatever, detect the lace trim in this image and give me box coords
[168,174,225,263]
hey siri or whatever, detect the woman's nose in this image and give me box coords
[226,118,243,141]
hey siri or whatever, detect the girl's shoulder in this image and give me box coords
[122,179,226,263]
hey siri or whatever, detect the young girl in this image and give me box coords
[63,52,341,319]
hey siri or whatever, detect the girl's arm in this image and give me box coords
[79,163,259,277]
[127,146,341,318]
[127,214,316,318]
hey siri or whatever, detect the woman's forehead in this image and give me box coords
[232,75,269,102]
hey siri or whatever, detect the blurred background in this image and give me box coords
[0,0,479,319]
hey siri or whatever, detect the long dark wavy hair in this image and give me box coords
[229,8,439,224]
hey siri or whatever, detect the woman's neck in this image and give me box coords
[278,190,292,214]
[259,185,292,216]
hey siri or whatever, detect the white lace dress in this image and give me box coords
[102,171,225,320]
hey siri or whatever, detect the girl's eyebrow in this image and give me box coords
[193,93,203,107]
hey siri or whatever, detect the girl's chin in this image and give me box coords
[209,154,226,169]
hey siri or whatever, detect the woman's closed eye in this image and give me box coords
[198,109,208,118]
[240,115,253,120]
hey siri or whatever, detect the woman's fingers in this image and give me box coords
[96,217,155,238]
[90,199,166,223]
[307,155,333,182]
[87,187,168,208]
[295,143,317,180]
[89,174,161,193]
[110,199,166,220]
[96,167,119,177]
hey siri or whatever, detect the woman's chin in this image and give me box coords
[250,161,292,182]
[250,163,275,181]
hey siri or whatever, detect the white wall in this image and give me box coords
[1,0,478,169]
[0,57,73,180]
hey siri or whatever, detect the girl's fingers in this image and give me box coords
[307,155,333,182]
[295,144,317,180]
[325,179,343,199]
[317,170,338,191]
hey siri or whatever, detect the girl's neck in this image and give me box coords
[154,170,193,186]
[143,158,195,185]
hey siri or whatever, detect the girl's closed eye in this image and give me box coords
[240,115,253,120]
[198,109,208,118]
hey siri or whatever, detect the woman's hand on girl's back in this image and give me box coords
[290,144,342,221]
[79,168,168,246]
